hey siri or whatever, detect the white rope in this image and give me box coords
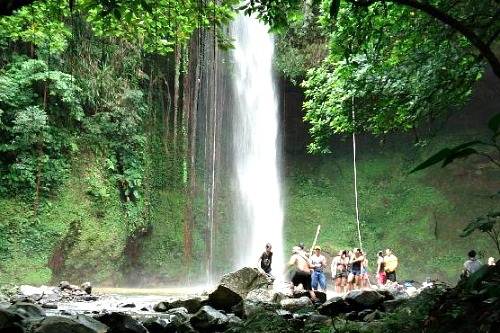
[352,96,363,250]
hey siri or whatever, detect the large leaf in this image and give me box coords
[410,148,452,173]
[411,141,482,173]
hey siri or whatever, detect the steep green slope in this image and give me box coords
[284,129,499,283]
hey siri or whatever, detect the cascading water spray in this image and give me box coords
[231,14,284,276]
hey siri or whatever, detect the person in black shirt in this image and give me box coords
[258,243,273,274]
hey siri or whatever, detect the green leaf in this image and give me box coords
[410,148,452,173]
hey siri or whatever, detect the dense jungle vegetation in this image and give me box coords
[0,0,499,286]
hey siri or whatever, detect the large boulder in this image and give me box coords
[0,308,25,332]
[96,312,147,333]
[81,282,92,295]
[190,305,229,332]
[8,302,45,320]
[280,296,312,312]
[317,296,350,316]
[34,315,108,333]
[207,267,271,311]
[344,290,384,310]
[141,317,172,333]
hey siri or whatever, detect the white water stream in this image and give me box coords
[232,15,284,275]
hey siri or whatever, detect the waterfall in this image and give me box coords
[231,15,284,275]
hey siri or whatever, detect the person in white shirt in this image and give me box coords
[310,245,327,291]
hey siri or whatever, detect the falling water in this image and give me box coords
[232,15,284,275]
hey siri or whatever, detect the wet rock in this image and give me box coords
[166,307,190,323]
[226,313,243,326]
[142,317,171,333]
[280,296,312,312]
[96,312,147,333]
[81,282,92,295]
[41,304,58,310]
[83,295,99,301]
[275,309,293,319]
[190,305,229,332]
[230,301,244,318]
[307,313,332,325]
[59,281,71,291]
[243,299,279,318]
[0,308,25,332]
[317,296,350,316]
[383,298,407,312]
[153,296,207,314]
[357,309,374,319]
[345,311,358,321]
[293,290,327,303]
[8,302,45,319]
[344,290,384,309]
[119,303,136,308]
[363,310,382,322]
[208,267,272,311]
[34,315,108,333]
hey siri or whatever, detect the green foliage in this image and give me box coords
[0,57,82,197]
[301,1,485,153]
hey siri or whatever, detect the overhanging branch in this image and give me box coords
[347,0,500,78]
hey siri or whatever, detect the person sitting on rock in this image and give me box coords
[286,246,318,302]
[258,243,273,275]
[384,248,398,283]
[462,250,482,278]
[310,245,327,292]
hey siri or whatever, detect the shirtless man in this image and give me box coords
[287,246,318,302]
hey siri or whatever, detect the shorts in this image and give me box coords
[292,270,312,291]
[335,270,347,279]
[351,268,361,276]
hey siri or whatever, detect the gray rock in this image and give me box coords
[307,313,332,325]
[275,309,293,319]
[344,290,384,309]
[59,281,71,290]
[81,282,92,295]
[226,313,242,326]
[357,309,374,318]
[190,305,228,332]
[383,298,407,312]
[293,290,327,303]
[8,302,45,319]
[119,303,136,308]
[280,296,312,312]
[345,311,358,321]
[363,310,382,322]
[0,308,24,332]
[208,267,271,311]
[96,312,147,333]
[243,299,279,318]
[166,307,190,323]
[153,296,207,314]
[317,296,350,316]
[34,315,108,333]
[142,317,171,333]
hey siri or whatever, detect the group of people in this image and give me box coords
[257,242,399,299]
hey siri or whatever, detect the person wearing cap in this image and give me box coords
[287,246,318,302]
[258,243,273,275]
[310,245,327,291]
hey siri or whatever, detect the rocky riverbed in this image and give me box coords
[0,267,445,333]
